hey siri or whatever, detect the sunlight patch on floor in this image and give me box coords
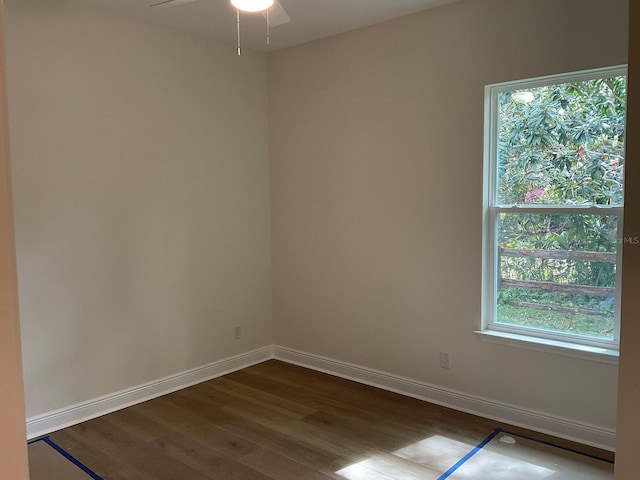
[336,435,468,480]
[335,432,613,480]
[395,433,555,479]
[393,435,473,471]
[336,452,442,480]
[447,432,613,480]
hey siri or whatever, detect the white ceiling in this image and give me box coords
[62,0,461,52]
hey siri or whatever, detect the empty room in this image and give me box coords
[1,0,639,478]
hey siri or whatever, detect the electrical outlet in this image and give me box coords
[234,325,242,340]
[440,352,450,369]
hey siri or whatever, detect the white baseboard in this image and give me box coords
[26,344,615,452]
[26,346,274,440]
[273,345,616,452]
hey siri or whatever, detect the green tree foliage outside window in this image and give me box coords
[494,74,626,340]
[498,77,626,206]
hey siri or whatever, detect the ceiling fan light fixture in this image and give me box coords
[231,0,273,12]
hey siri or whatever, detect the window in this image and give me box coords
[481,66,627,356]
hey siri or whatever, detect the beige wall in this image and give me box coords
[614,0,639,476]
[3,0,635,461]
[5,0,272,417]
[0,2,29,478]
[269,0,628,430]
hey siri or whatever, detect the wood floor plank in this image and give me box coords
[301,410,410,452]
[220,399,377,459]
[156,385,350,471]
[232,363,451,426]
[344,453,444,480]
[29,441,101,480]
[244,363,497,444]
[147,436,273,480]
[49,429,156,480]
[101,407,167,443]
[241,448,340,480]
[39,360,613,480]
[206,376,317,418]
[63,417,216,480]
[224,368,386,423]
[236,361,309,388]
[129,395,263,460]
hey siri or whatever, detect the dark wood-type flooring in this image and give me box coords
[37,360,614,479]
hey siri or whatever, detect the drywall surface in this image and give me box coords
[269,0,628,429]
[5,0,272,417]
[0,1,29,477]
[614,1,639,476]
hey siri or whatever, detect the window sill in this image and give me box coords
[475,330,619,365]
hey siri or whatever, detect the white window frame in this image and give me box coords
[479,66,627,362]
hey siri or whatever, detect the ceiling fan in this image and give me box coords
[150,0,291,53]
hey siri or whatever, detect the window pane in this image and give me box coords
[496,213,617,339]
[497,77,627,206]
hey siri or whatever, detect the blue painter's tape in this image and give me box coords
[29,436,104,480]
[438,427,613,479]
[438,428,503,480]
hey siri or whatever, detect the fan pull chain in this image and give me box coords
[236,9,241,55]
[266,7,270,46]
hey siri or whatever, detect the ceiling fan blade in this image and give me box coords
[150,0,199,8]
[264,0,291,27]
